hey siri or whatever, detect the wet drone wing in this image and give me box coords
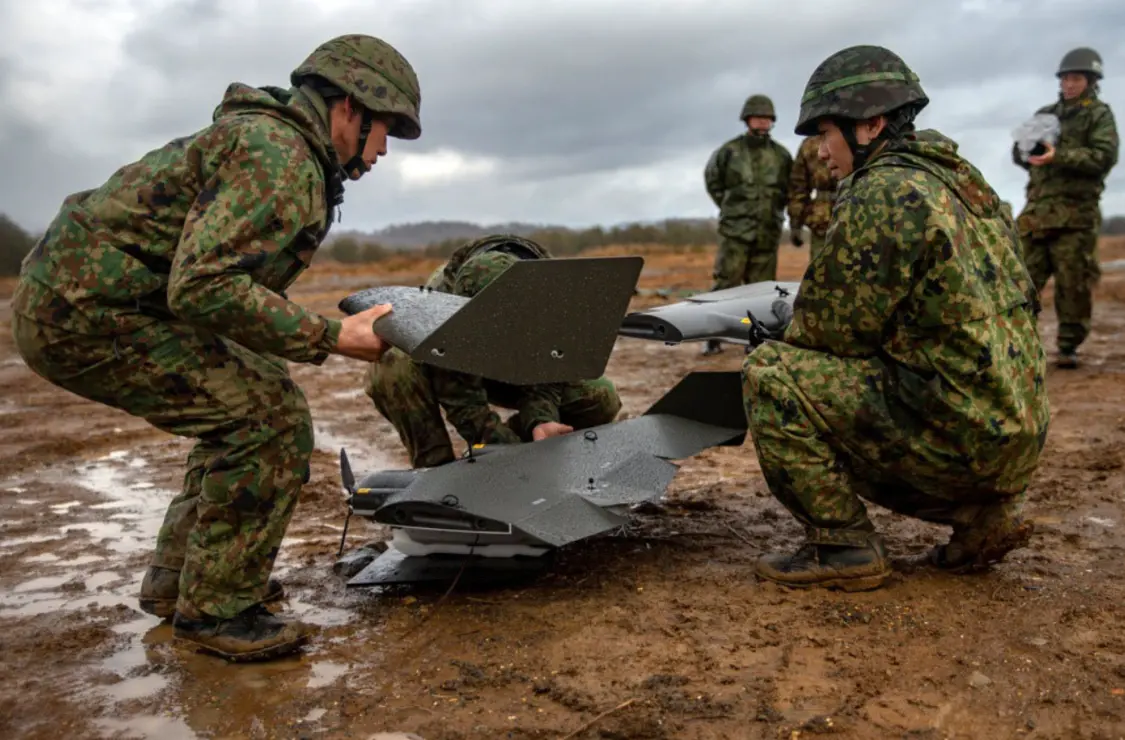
[339,256,644,385]
[351,371,747,550]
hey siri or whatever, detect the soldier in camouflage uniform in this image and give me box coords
[786,135,838,261]
[702,95,794,355]
[10,35,422,660]
[364,235,622,468]
[1013,47,1119,369]
[742,46,1049,592]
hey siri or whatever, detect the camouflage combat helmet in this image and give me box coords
[740,94,776,121]
[292,34,422,140]
[1057,47,1104,80]
[795,45,928,136]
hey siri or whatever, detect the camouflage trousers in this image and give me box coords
[807,230,828,262]
[364,348,622,468]
[11,312,311,621]
[1021,227,1100,352]
[711,229,781,291]
[741,341,1040,547]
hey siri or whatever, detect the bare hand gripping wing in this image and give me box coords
[619,281,800,345]
[339,256,644,385]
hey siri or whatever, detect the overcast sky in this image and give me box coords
[2,0,1123,235]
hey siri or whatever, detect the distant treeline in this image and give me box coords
[3,212,1125,275]
[323,218,723,263]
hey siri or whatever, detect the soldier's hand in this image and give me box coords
[1028,142,1056,167]
[791,232,804,247]
[335,303,394,362]
[532,421,574,441]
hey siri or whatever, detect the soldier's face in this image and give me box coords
[1059,72,1089,100]
[746,116,773,135]
[331,99,391,178]
[817,120,853,178]
[817,117,884,178]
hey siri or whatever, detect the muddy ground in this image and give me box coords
[3,240,1125,740]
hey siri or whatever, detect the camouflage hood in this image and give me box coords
[863,129,1003,218]
[211,83,338,178]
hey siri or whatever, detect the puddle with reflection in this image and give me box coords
[307,660,349,689]
[312,423,393,474]
[287,597,356,628]
[23,553,60,563]
[95,715,197,740]
[302,707,328,723]
[2,450,173,560]
[0,533,65,547]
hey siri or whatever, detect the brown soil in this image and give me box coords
[3,240,1125,740]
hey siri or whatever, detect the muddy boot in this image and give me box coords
[702,339,723,356]
[173,604,313,662]
[756,536,890,592]
[139,566,285,620]
[1056,347,1079,369]
[931,506,1034,574]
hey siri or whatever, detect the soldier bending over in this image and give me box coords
[364,235,622,468]
[11,35,420,660]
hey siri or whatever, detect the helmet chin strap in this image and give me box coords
[341,109,374,180]
[838,105,920,172]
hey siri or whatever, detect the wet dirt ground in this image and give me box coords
[3,240,1125,740]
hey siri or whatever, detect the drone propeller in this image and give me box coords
[337,448,357,557]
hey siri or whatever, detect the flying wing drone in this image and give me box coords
[619,280,800,347]
[339,256,644,385]
[338,370,748,587]
[333,279,800,587]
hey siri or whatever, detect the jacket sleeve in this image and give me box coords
[1053,106,1120,177]
[704,144,728,207]
[787,144,811,228]
[167,120,340,364]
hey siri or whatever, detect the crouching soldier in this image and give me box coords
[741,45,1050,591]
[364,235,623,468]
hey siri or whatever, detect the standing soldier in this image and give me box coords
[702,94,793,355]
[364,235,622,468]
[1013,47,1119,369]
[10,35,421,661]
[787,135,838,260]
[742,45,1048,592]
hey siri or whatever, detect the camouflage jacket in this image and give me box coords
[786,135,837,235]
[1013,89,1119,235]
[422,237,563,445]
[13,83,344,365]
[704,134,793,237]
[787,130,1048,468]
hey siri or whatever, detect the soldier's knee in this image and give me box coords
[363,348,419,403]
[596,380,623,422]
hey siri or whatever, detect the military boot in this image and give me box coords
[702,339,723,356]
[931,506,1034,574]
[756,535,890,592]
[173,604,313,662]
[139,565,285,620]
[1056,347,1079,369]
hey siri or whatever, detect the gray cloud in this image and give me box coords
[2,0,1124,233]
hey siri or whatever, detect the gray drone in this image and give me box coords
[333,256,799,587]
